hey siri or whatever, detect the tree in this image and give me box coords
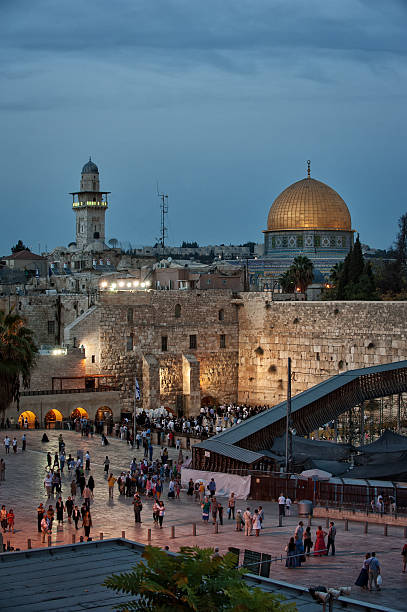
[11,240,28,253]
[278,269,295,293]
[289,255,314,294]
[327,236,378,301]
[0,311,38,416]
[104,546,295,611]
[181,241,199,248]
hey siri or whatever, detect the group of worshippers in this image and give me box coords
[285,520,337,567]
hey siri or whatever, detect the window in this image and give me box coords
[127,308,133,324]
[189,334,197,349]
[161,336,168,352]
[175,304,181,318]
[220,334,226,349]
[218,309,224,321]
[126,333,134,351]
[91,355,96,363]
[47,320,55,335]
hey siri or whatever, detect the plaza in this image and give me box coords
[0,429,405,611]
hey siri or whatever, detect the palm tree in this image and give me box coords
[278,269,295,293]
[290,255,314,293]
[0,311,37,416]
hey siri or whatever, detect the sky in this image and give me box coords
[0,0,406,255]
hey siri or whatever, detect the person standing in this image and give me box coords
[59,452,65,473]
[402,542,407,573]
[4,436,10,454]
[56,497,65,526]
[294,521,305,563]
[217,501,224,525]
[44,473,52,498]
[70,479,77,500]
[82,510,92,540]
[258,505,264,528]
[72,505,81,530]
[22,434,27,451]
[303,526,313,557]
[201,497,211,523]
[1,505,7,533]
[133,494,143,523]
[235,509,244,532]
[12,437,17,453]
[368,552,381,591]
[285,497,292,516]
[41,515,50,543]
[228,493,236,520]
[85,451,91,471]
[285,537,297,568]
[243,507,252,536]
[152,500,160,526]
[314,525,327,556]
[158,500,165,528]
[208,478,216,498]
[0,458,5,481]
[326,521,336,556]
[83,485,92,509]
[37,503,45,533]
[278,493,286,517]
[66,496,74,524]
[252,509,261,536]
[88,475,95,498]
[7,508,15,533]
[107,474,116,499]
[211,497,218,524]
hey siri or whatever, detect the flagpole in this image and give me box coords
[134,379,137,447]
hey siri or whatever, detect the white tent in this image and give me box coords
[301,468,332,481]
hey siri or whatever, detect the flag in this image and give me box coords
[135,378,141,401]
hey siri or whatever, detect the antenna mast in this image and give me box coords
[156,183,168,250]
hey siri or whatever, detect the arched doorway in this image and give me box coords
[71,407,89,420]
[95,406,113,421]
[44,409,63,429]
[18,410,37,429]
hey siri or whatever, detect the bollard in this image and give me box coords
[27,538,32,549]
[121,530,126,539]
[48,535,52,547]
[326,517,330,528]
[192,523,197,536]
[171,526,175,539]
[72,534,76,544]
[214,522,219,534]
[147,528,152,542]
[364,522,368,534]
[100,532,103,540]
[404,526,407,539]
[384,524,388,536]
[278,514,283,527]
[344,519,349,531]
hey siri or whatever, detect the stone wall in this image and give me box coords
[237,296,407,405]
[29,349,86,391]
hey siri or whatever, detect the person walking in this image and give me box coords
[152,500,160,526]
[187,478,194,497]
[82,510,92,540]
[285,496,292,516]
[37,503,45,533]
[228,493,236,520]
[72,505,81,530]
[278,493,286,517]
[12,437,17,453]
[44,473,52,498]
[314,525,327,556]
[243,507,252,536]
[208,478,216,498]
[56,497,65,526]
[4,436,11,454]
[85,451,91,471]
[22,434,27,451]
[235,509,244,532]
[70,479,77,500]
[133,494,143,523]
[59,452,65,473]
[326,521,336,556]
[46,452,52,468]
[0,458,5,481]
[158,500,165,528]
[88,475,95,498]
[258,505,264,528]
[83,485,92,509]
[46,505,54,530]
[201,497,211,523]
[211,497,218,524]
[217,501,224,525]
[103,456,110,477]
[355,553,370,590]
[368,552,381,591]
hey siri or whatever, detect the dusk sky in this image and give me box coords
[1,0,406,255]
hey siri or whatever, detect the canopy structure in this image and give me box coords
[271,435,352,461]
[357,430,407,454]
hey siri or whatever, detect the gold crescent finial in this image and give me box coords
[307,160,311,178]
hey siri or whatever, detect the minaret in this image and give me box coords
[70,158,110,250]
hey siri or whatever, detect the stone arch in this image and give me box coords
[18,410,37,429]
[71,407,89,420]
[95,406,113,421]
[45,409,63,428]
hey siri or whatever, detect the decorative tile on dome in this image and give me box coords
[322,236,330,247]
[305,235,313,247]
[288,236,296,247]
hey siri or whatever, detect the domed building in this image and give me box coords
[262,162,354,279]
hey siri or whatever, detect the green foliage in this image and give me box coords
[11,240,28,253]
[104,546,295,611]
[0,311,38,415]
[181,241,199,248]
[279,256,313,294]
[326,235,378,300]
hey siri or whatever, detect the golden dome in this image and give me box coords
[266,177,351,232]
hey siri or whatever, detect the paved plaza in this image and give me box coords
[0,430,406,611]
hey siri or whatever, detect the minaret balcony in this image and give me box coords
[72,201,108,209]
